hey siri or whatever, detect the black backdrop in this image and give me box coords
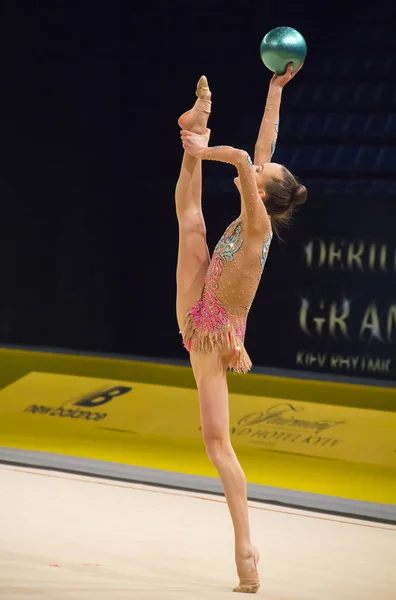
[0,0,394,381]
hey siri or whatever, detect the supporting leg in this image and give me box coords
[191,350,260,593]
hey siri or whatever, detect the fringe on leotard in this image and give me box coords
[182,313,252,374]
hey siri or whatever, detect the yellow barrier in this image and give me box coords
[1,372,395,469]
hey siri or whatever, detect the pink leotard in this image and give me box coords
[182,217,272,373]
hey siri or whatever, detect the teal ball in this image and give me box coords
[260,26,307,75]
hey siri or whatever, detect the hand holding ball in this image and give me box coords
[260,26,307,75]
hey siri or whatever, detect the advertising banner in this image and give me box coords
[1,372,395,469]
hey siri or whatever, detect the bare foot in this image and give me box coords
[178,75,211,134]
[233,545,260,594]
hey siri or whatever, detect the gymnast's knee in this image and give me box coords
[203,430,234,465]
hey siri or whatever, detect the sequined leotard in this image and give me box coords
[183,217,272,373]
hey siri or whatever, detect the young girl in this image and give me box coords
[176,65,305,593]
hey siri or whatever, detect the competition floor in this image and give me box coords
[1,464,395,600]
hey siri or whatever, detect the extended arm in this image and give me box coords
[253,63,303,166]
[253,86,282,165]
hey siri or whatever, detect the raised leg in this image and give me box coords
[176,77,212,331]
[190,350,260,593]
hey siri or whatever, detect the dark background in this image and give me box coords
[0,0,395,380]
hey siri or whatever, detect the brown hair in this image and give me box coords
[264,166,307,236]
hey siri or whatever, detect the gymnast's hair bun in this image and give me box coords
[292,183,307,206]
